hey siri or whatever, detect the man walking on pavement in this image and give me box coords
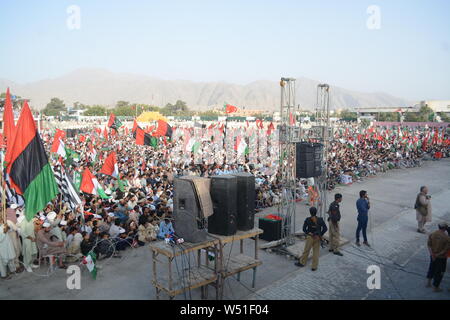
[356,190,371,247]
[425,223,450,292]
[295,207,327,271]
[328,193,343,256]
[415,186,432,233]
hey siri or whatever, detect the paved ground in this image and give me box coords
[1,159,449,300]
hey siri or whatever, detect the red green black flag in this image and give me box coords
[5,101,59,221]
[108,113,122,131]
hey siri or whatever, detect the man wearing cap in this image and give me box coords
[328,193,344,256]
[0,219,17,279]
[295,207,328,271]
[51,220,68,242]
[6,204,23,271]
[36,222,67,269]
[426,223,450,292]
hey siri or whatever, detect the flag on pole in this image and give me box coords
[50,129,66,153]
[107,113,122,131]
[4,101,59,221]
[135,127,157,147]
[83,251,97,279]
[132,119,138,133]
[100,152,119,178]
[80,168,109,199]
[224,103,238,114]
[73,171,82,191]
[53,164,82,210]
[3,87,16,146]
[154,120,173,138]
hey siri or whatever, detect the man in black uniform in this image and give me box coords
[295,207,328,271]
[328,193,343,256]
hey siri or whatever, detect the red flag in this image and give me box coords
[132,119,138,133]
[80,168,97,195]
[125,127,129,136]
[154,120,173,138]
[79,135,86,143]
[100,152,119,177]
[135,127,145,145]
[3,87,16,146]
[50,129,66,153]
[103,127,108,140]
[289,113,295,126]
[225,104,238,114]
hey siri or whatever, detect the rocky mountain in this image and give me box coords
[0,68,412,111]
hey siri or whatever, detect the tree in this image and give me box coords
[161,100,191,116]
[377,112,400,122]
[43,98,66,116]
[438,112,450,122]
[83,105,108,116]
[403,105,436,122]
[73,101,87,110]
[338,109,357,121]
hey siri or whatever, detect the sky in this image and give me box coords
[0,0,449,101]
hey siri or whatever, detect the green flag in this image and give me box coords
[73,171,82,191]
[118,178,128,192]
[84,251,97,280]
[192,141,201,153]
[150,136,158,148]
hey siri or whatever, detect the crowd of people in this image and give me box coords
[0,120,449,278]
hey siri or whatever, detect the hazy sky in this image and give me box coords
[1,0,449,101]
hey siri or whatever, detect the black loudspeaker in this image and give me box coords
[208,175,237,236]
[258,218,282,241]
[296,142,323,178]
[232,173,255,231]
[173,176,210,243]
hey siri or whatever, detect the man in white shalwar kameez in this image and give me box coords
[6,204,22,271]
[18,216,39,273]
[0,222,17,279]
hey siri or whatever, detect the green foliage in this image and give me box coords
[73,101,87,110]
[404,105,436,122]
[161,100,193,116]
[113,105,135,117]
[196,109,223,117]
[438,112,450,122]
[43,97,66,116]
[83,105,108,116]
[377,112,400,121]
[338,109,357,121]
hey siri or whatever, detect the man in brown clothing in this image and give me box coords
[426,223,450,292]
[36,223,67,269]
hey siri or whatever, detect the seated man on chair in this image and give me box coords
[36,222,67,269]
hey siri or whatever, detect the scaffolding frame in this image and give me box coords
[277,78,298,246]
[311,84,331,218]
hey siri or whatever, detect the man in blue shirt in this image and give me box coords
[356,190,370,247]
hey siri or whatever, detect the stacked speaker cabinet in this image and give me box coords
[173,176,211,243]
[208,175,237,236]
[232,173,255,231]
[296,142,324,178]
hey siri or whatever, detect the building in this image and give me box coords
[415,100,450,115]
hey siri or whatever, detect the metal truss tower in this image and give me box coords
[311,84,331,218]
[278,78,300,246]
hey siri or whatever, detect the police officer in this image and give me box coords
[295,207,328,271]
[328,193,343,256]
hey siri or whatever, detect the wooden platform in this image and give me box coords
[221,254,262,277]
[152,265,218,298]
